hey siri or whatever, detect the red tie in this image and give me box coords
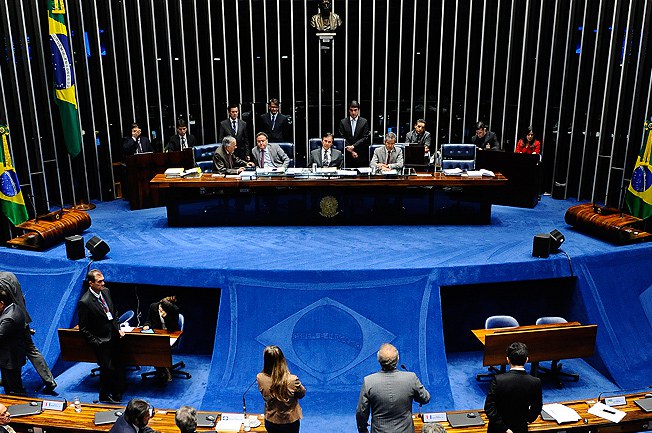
[98,294,109,313]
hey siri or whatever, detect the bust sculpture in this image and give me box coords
[310,0,342,32]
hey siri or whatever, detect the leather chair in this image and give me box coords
[535,316,579,387]
[476,315,520,381]
[441,143,476,170]
[192,143,221,173]
[276,142,295,167]
[90,310,134,377]
[141,313,191,381]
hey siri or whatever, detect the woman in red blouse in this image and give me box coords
[515,127,541,154]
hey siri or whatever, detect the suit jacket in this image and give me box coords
[218,119,249,160]
[472,131,501,151]
[0,272,31,325]
[78,288,120,348]
[308,147,343,168]
[251,143,290,169]
[339,116,370,150]
[143,301,179,331]
[109,414,157,433]
[356,369,430,433]
[0,303,26,369]
[405,130,432,147]
[122,136,153,157]
[258,112,290,142]
[484,369,542,433]
[370,146,404,170]
[165,134,197,152]
[212,145,249,174]
[257,372,306,425]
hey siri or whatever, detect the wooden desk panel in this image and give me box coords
[0,395,265,433]
[58,328,182,368]
[472,323,597,366]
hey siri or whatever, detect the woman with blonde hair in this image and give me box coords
[257,345,306,433]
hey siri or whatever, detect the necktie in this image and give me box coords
[351,118,357,135]
[232,120,237,133]
[228,153,233,168]
[271,115,276,129]
[260,150,265,168]
[98,294,109,313]
[323,150,329,167]
[181,137,186,150]
[135,138,141,153]
[386,149,391,165]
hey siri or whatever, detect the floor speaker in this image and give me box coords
[85,236,110,259]
[65,235,85,260]
[532,233,551,258]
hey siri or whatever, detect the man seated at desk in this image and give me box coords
[109,398,158,433]
[472,121,501,151]
[308,132,343,168]
[370,132,404,172]
[122,123,153,156]
[212,136,255,174]
[251,132,290,169]
[165,119,196,152]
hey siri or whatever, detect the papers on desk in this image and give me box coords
[357,167,372,175]
[216,413,244,431]
[588,402,626,423]
[120,324,134,333]
[286,168,307,175]
[443,168,463,175]
[169,337,178,347]
[464,169,495,177]
[541,403,581,423]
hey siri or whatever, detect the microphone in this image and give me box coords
[242,377,258,417]
[596,385,652,404]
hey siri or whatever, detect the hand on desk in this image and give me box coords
[118,329,125,337]
[142,325,150,331]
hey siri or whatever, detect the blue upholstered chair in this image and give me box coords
[141,313,191,381]
[193,143,221,173]
[476,315,520,381]
[276,142,295,167]
[535,316,579,387]
[90,310,134,377]
[441,143,476,170]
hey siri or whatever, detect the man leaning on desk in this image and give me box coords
[370,132,404,173]
[212,136,255,174]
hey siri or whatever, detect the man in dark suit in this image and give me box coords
[109,398,157,433]
[165,119,197,152]
[307,132,343,168]
[258,98,290,143]
[251,132,290,169]
[0,271,57,394]
[218,104,250,161]
[122,123,153,156]
[339,100,370,167]
[78,269,125,403]
[212,136,255,174]
[471,121,501,151]
[0,288,26,395]
[485,342,543,433]
[356,343,430,433]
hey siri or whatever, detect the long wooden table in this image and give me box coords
[58,328,182,367]
[472,322,598,368]
[0,394,265,433]
[150,172,508,226]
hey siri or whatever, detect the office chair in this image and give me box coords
[141,313,191,381]
[441,143,476,170]
[90,310,134,377]
[535,316,579,387]
[476,315,520,381]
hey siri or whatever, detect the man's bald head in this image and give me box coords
[377,343,399,371]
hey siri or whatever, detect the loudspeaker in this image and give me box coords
[65,235,85,260]
[85,236,110,260]
[549,229,565,251]
[532,233,551,258]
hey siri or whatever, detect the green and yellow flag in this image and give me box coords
[48,0,81,157]
[0,126,29,226]
[626,120,652,219]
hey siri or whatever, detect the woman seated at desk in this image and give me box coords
[143,296,179,382]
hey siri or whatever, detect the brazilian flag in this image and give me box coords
[0,126,28,226]
[48,0,81,158]
[626,120,652,219]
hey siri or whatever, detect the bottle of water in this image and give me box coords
[73,396,82,413]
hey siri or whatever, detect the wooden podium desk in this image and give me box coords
[58,328,182,367]
[413,392,652,433]
[0,394,265,433]
[472,322,598,372]
[150,172,508,226]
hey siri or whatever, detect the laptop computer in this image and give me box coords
[94,409,124,425]
[404,145,429,168]
[196,412,220,428]
[447,411,485,427]
[634,398,652,412]
[7,402,42,417]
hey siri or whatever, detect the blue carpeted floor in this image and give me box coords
[3,195,652,433]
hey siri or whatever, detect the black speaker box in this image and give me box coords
[532,233,551,258]
[65,235,85,260]
[85,236,110,259]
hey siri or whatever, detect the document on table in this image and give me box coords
[542,403,581,423]
[588,402,626,423]
[169,337,178,346]
[216,413,245,431]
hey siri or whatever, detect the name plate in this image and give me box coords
[422,412,447,422]
[604,396,627,406]
[42,400,67,411]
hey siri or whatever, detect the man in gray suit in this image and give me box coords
[356,343,430,433]
[0,288,27,395]
[251,132,290,169]
[370,132,404,172]
[308,132,343,168]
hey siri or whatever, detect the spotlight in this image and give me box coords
[85,236,110,260]
[549,229,565,252]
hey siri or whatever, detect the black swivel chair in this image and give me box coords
[535,316,580,387]
[141,313,191,380]
[476,315,520,381]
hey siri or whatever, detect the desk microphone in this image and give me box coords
[242,378,258,417]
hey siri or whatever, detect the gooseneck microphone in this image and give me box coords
[242,377,258,417]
